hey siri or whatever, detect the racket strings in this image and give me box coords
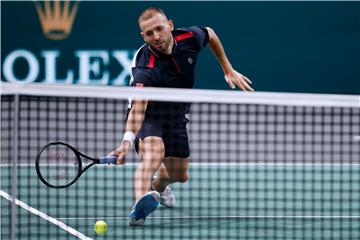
[38,144,80,186]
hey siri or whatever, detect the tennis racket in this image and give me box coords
[35,141,117,188]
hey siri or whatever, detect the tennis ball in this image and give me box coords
[94,220,108,235]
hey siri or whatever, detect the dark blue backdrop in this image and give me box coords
[2,1,360,94]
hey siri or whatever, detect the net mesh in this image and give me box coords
[1,84,360,240]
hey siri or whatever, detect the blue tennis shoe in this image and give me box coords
[128,191,160,226]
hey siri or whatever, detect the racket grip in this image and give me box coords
[99,156,117,164]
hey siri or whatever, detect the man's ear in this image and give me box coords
[140,32,146,42]
[169,20,174,31]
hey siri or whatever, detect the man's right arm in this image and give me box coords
[109,99,148,164]
[206,27,254,91]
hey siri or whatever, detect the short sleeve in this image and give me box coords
[131,67,153,87]
[188,26,209,49]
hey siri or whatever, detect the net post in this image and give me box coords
[10,93,19,240]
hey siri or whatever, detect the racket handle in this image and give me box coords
[99,156,117,164]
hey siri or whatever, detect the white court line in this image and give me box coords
[58,215,360,220]
[0,190,92,240]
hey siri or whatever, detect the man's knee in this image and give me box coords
[169,171,189,183]
[177,172,189,183]
[163,156,189,183]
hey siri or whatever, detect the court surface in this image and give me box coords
[1,163,360,239]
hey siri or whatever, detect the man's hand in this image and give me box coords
[108,141,131,165]
[225,69,254,91]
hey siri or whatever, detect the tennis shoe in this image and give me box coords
[128,191,160,226]
[152,177,176,208]
[159,186,176,208]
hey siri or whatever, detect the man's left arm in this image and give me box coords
[206,27,254,91]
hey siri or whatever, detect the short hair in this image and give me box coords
[138,7,167,25]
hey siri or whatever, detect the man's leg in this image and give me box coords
[134,136,165,199]
[153,157,189,193]
[129,136,165,226]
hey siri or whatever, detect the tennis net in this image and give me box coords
[1,83,359,239]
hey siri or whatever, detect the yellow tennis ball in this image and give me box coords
[94,220,108,235]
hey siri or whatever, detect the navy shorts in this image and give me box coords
[134,120,190,158]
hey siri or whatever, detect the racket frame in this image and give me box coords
[35,141,100,188]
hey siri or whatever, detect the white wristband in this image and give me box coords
[122,131,136,147]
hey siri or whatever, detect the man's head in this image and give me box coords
[138,7,174,54]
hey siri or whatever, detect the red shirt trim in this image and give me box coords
[147,52,155,68]
[175,32,194,42]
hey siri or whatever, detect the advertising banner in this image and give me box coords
[2,1,359,93]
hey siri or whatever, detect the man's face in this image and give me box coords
[140,13,174,54]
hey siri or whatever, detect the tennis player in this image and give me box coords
[109,7,254,226]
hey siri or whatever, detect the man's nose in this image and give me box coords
[153,31,160,40]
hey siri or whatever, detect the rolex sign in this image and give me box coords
[2,1,137,86]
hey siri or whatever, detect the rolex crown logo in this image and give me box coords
[34,0,80,40]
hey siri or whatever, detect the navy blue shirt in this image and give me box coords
[130,26,209,124]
